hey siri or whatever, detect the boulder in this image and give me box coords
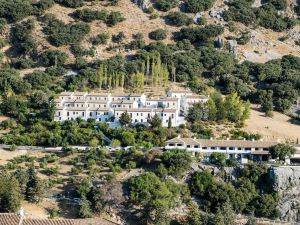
[133,0,152,11]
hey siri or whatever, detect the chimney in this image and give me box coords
[226,138,230,140]
[18,208,24,225]
[252,138,255,142]
[243,138,246,141]
[210,137,213,140]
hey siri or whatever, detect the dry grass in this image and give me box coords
[243,105,300,142]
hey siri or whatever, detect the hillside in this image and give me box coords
[0,1,299,224]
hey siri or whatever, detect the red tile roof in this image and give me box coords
[0,213,117,225]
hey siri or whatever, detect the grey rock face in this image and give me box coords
[269,167,300,222]
[133,0,151,11]
[269,167,300,191]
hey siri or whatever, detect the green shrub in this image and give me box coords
[126,33,145,50]
[41,50,69,66]
[43,14,90,46]
[0,0,34,22]
[155,0,178,11]
[185,0,216,13]
[105,11,125,26]
[149,29,167,40]
[179,25,224,43]
[54,0,84,8]
[91,32,110,45]
[74,9,108,22]
[166,12,193,26]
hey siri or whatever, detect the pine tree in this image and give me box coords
[79,196,93,218]
[25,164,45,203]
[0,173,22,213]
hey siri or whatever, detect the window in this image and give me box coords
[141,119,143,122]
[220,147,226,150]
[229,147,234,150]
[82,112,84,116]
[58,112,60,116]
[202,147,207,149]
[211,147,216,150]
[172,114,174,119]
[67,112,69,116]
[255,148,259,150]
[90,112,92,116]
[194,145,199,148]
[238,147,242,150]
[245,148,251,150]
[187,145,191,148]
[168,143,175,146]
[177,144,183,146]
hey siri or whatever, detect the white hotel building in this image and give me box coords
[165,137,300,163]
[53,90,209,127]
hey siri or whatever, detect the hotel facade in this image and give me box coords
[54,90,209,127]
[165,137,300,162]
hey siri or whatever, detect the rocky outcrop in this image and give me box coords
[269,167,300,191]
[269,167,300,222]
[132,0,151,11]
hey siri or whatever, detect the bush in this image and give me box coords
[43,14,90,46]
[0,0,34,22]
[149,29,167,40]
[112,32,126,44]
[185,0,216,13]
[179,25,224,43]
[41,50,69,66]
[54,0,84,8]
[155,0,178,11]
[126,33,145,50]
[13,57,34,69]
[165,12,193,26]
[74,9,108,22]
[105,11,125,26]
[91,32,110,45]
[0,18,6,34]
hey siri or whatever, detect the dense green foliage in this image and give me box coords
[42,14,90,46]
[0,173,22,213]
[187,93,250,123]
[224,0,297,31]
[155,0,178,11]
[149,29,167,40]
[185,0,216,13]
[179,25,224,43]
[74,9,124,26]
[128,172,189,224]
[190,165,280,219]
[161,149,192,177]
[55,0,84,8]
[165,12,193,26]
[269,143,296,160]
